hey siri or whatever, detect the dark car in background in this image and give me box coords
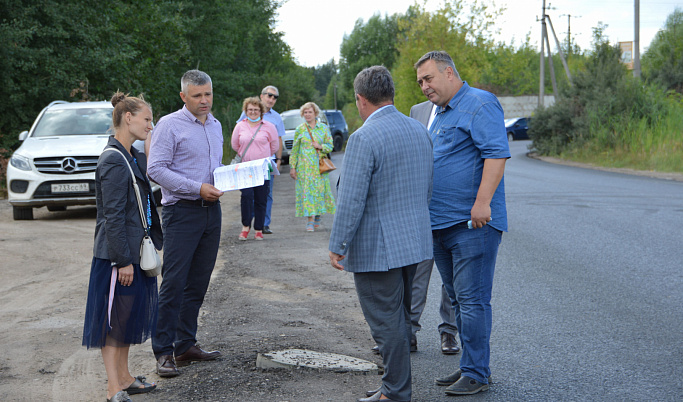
[322,109,349,152]
[505,117,531,141]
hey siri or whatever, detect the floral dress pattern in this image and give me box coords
[290,122,336,217]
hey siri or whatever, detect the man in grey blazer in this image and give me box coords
[408,100,460,355]
[329,66,433,402]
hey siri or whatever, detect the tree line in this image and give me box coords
[0,0,324,155]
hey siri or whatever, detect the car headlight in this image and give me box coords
[10,154,32,171]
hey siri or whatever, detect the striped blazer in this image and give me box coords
[329,105,433,272]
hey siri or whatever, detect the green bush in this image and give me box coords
[529,33,683,174]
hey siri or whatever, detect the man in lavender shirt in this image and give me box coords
[236,85,285,234]
[148,69,225,378]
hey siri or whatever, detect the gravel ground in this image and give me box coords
[135,165,382,402]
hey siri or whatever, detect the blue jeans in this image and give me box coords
[265,177,273,227]
[432,223,502,384]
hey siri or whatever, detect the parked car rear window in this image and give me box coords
[32,108,113,137]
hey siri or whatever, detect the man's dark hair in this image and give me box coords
[414,51,460,78]
[181,69,212,93]
[353,66,394,105]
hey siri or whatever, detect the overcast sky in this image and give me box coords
[275,0,681,67]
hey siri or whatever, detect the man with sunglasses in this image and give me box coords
[236,85,285,234]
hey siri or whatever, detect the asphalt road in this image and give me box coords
[411,140,683,401]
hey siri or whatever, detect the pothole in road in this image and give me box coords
[256,348,379,374]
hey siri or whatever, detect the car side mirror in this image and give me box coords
[18,131,28,141]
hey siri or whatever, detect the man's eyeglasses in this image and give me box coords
[263,92,279,99]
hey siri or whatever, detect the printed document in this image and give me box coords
[213,157,279,192]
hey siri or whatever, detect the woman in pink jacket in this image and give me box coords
[231,97,279,240]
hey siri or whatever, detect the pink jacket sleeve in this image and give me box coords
[231,121,243,153]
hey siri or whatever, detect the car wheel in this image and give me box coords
[507,132,514,142]
[13,206,34,220]
[333,134,344,152]
[47,205,67,212]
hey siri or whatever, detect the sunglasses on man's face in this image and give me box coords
[264,92,279,99]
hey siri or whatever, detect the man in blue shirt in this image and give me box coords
[236,85,285,234]
[415,51,510,396]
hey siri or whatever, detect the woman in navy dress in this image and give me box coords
[82,92,162,402]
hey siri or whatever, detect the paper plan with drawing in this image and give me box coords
[213,157,278,192]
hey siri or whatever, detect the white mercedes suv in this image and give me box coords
[6,100,158,220]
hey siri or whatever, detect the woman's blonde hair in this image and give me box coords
[242,97,265,114]
[299,102,320,117]
[111,91,151,130]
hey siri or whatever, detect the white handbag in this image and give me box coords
[102,148,162,277]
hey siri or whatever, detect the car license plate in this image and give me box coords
[51,183,89,193]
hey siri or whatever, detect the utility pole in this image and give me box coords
[539,0,547,108]
[539,2,574,109]
[561,14,572,52]
[560,14,581,54]
[547,16,573,84]
[634,0,641,77]
[545,28,559,97]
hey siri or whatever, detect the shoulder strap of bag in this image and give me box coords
[239,123,263,158]
[305,124,322,158]
[101,148,148,233]
[305,124,316,142]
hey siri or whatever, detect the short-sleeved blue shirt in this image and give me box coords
[429,82,510,232]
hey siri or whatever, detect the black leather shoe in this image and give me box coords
[156,355,179,377]
[371,345,380,354]
[175,345,222,366]
[441,332,460,355]
[365,386,381,397]
[444,375,489,395]
[262,226,273,234]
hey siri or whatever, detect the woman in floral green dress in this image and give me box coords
[289,102,336,231]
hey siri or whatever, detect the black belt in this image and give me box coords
[176,199,217,207]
